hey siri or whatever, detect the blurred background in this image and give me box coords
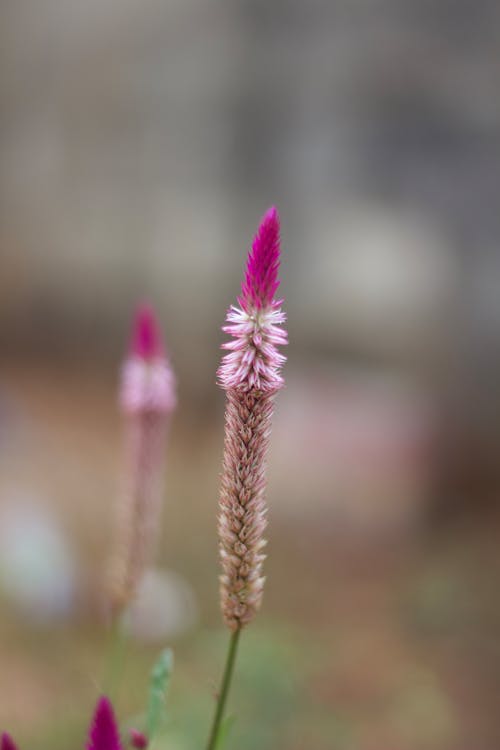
[1,2,500,749]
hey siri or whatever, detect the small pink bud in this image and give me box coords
[129,729,148,749]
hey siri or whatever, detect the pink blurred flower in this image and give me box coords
[87,696,122,750]
[1,697,122,750]
[109,302,176,612]
[1,734,18,750]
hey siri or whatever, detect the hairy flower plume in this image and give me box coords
[1,734,18,750]
[218,207,287,392]
[109,303,176,612]
[217,207,287,630]
[87,696,122,750]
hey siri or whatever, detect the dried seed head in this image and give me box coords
[217,208,287,630]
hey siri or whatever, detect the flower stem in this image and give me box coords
[105,612,127,701]
[205,628,242,750]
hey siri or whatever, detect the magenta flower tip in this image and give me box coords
[1,734,18,750]
[87,696,122,750]
[129,303,164,360]
[239,206,281,311]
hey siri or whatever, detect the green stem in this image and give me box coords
[205,628,242,750]
[105,612,127,701]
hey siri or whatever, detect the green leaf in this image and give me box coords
[146,648,174,740]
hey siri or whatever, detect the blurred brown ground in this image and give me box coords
[0,363,499,750]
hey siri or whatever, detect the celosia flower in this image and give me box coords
[87,696,122,750]
[109,303,176,612]
[217,207,287,630]
[1,734,18,750]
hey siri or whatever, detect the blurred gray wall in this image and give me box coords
[1,0,500,423]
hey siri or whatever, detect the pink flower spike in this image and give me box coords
[239,206,281,312]
[87,696,122,750]
[1,734,18,750]
[216,207,288,629]
[129,302,164,360]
